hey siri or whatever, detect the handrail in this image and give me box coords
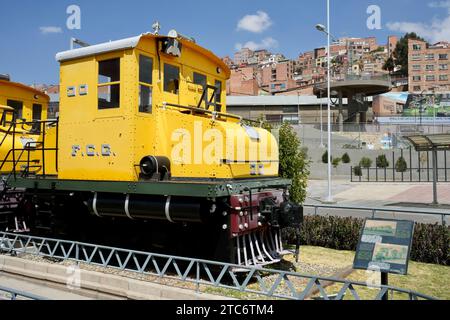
[0,232,437,301]
[0,285,47,300]
[304,203,449,225]
[159,102,262,126]
[0,119,59,179]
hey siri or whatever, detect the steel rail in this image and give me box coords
[304,204,450,225]
[0,285,47,300]
[0,232,437,301]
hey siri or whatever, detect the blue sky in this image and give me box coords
[0,0,449,84]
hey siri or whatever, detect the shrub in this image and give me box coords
[353,166,363,177]
[279,122,310,204]
[332,158,341,168]
[283,215,449,266]
[376,154,390,168]
[342,153,351,164]
[396,156,408,173]
[322,150,331,164]
[359,157,373,169]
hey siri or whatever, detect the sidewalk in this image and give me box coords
[306,180,450,209]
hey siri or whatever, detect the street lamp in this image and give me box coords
[315,0,334,203]
[318,89,325,148]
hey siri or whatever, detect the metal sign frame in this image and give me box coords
[353,218,415,276]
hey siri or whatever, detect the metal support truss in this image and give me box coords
[0,232,437,301]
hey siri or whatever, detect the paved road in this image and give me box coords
[306,180,450,224]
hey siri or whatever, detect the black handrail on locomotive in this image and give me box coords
[162,102,262,127]
[0,109,17,147]
[196,84,222,112]
[1,118,59,180]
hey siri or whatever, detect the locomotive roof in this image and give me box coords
[56,33,230,78]
[0,79,50,101]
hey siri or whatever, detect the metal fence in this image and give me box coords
[0,285,46,300]
[0,232,437,301]
[351,148,450,183]
[304,204,450,225]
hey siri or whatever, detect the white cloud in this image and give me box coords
[237,11,273,33]
[429,1,450,13]
[387,16,450,43]
[235,37,279,51]
[40,26,63,35]
[387,2,450,43]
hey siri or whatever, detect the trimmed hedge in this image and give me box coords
[283,215,449,266]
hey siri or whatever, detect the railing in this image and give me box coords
[349,148,449,183]
[160,103,262,126]
[351,167,450,183]
[304,204,449,225]
[0,285,46,300]
[0,232,437,301]
[0,119,59,179]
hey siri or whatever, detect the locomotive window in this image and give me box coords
[139,55,153,114]
[32,104,42,133]
[164,64,180,94]
[215,80,222,103]
[33,104,42,121]
[98,58,121,110]
[139,86,152,113]
[99,58,120,83]
[193,72,207,88]
[6,100,23,120]
[139,55,153,85]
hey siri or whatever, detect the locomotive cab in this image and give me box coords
[55,32,279,182]
[2,30,303,267]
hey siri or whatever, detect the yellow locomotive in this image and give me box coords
[1,30,302,266]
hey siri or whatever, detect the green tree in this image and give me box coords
[396,156,408,173]
[322,150,332,164]
[376,154,390,168]
[279,122,310,204]
[332,158,342,169]
[342,153,351,164]
[393,33,426,77]
[359,157,373,169]
[353,166,363,177]
[383,56,395,75]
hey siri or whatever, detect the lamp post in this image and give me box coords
[316,0,334,203]
[319,89,325,148]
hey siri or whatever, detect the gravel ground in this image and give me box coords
[15,253,348,300]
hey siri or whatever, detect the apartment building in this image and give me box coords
[408,39,450,93]
[234,48,253,66]
[261,60,296,93]
[227,66,259,96]
[388,35,398,57]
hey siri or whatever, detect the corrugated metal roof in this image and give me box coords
[56,36,142,62]
[405,134,450,151]
[227,95,348,106]
[55,33,231,78]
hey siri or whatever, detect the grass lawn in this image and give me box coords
[287,246,450,300]
[205,246,449,300]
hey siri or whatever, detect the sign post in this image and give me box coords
[381,272,389,300]
[354,218,415,300]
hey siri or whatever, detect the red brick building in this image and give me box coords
[408,39,450,93]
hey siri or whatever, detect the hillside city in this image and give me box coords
[222,35,450,96]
